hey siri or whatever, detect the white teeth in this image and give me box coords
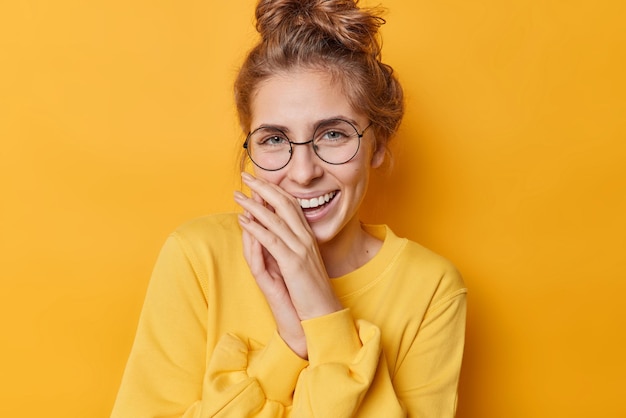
[297,192,336,209]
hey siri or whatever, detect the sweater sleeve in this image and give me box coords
[110,234,308,418]
[394,287,467,417]
[290,309,395,417]
[290,274,466,418]
[184,331,308,417]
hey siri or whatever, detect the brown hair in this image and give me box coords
[235,0,404,163]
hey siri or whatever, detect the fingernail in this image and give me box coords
[238,214,250,224]
[241,172,253,182]
[234,191,246,201]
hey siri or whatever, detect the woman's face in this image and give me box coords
[248,69,385,246]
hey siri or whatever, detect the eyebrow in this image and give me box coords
[253,115,361,133]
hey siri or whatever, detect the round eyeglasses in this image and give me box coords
[243,119,371,171]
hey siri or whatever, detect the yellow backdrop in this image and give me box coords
[1,0,624,416]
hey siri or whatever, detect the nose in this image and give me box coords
[286,142,324,185]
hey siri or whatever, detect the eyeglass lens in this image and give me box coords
[245,119,361,171]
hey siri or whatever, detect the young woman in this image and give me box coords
[112,0,466,416]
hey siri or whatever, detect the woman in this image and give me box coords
[112,0,466,416]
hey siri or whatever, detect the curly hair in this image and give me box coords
[234,0,404,162]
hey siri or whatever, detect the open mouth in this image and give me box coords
[296,191,337,211]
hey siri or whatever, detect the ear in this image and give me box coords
[370,141,386,168]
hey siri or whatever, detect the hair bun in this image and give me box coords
[256,0,385,55]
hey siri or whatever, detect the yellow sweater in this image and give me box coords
[111,213,466,417]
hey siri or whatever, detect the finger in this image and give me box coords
[240,218,268,279]
[238,212,291,261]
[236,190,321,285]
[251,190,276,215]
[241,173,310,230]
[240,215,297,315]
[240,219,253,263]
[235,191,301,251]
[243,173,300,215]
[235,191,280,231]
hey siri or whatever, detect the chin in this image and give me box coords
[309,223,337,245]
[304,215,339,241]
[308,213,357,247]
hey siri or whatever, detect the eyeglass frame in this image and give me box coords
[243,118,373,171]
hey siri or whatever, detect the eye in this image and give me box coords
[262,135,287,145]
[315,121,355,144]
[315,124,355,146]
[323,130,347,141]
[250,128,289,147]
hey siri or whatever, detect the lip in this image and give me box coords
[295,191,336,209]
[290,190,337,200]
[298,190,340,223]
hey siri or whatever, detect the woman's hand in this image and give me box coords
[234,173,343,355]
[239,205,308,358]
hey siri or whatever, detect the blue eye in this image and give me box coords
[314,120,357,145]
[263,135,287,145]
[317,128,352,144]
[325,130,345,140]
[252,130,289,147]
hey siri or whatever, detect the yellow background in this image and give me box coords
[1,0,624,416]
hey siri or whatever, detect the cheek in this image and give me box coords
[252,167,281,184]
[342,164,370,191]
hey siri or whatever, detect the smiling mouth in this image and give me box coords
[296,191,337,210]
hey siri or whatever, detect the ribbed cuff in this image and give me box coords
[301,308,362,366]
[247,331,308,405]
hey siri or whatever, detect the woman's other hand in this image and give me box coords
[235,173,343,351]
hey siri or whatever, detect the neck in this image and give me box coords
[319,218,382,278]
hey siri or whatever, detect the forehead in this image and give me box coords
[250,69,364,130]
